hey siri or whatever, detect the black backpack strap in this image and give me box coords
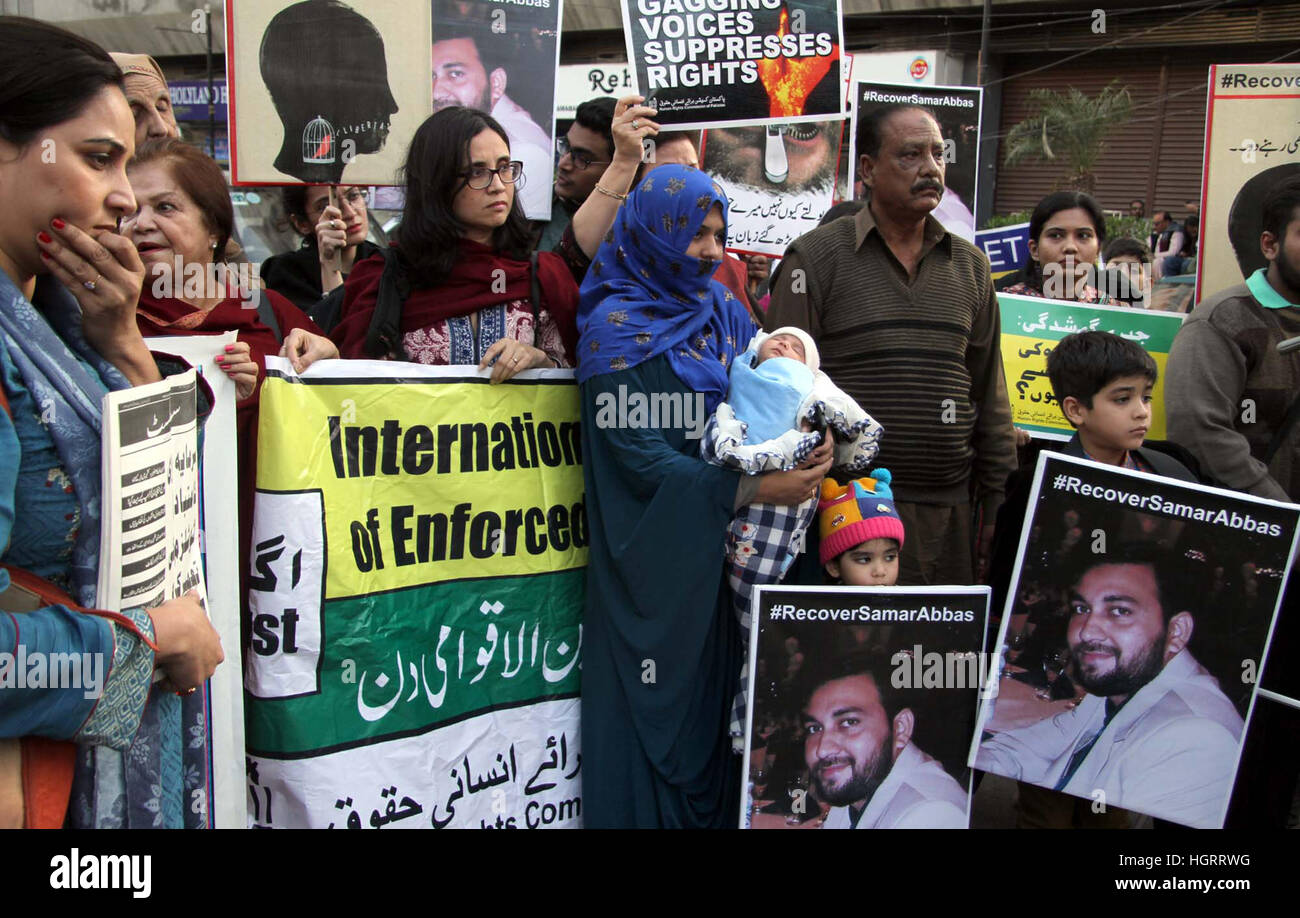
[255,295,282,344]
[309,285,345,334]
[364,247,411,361]
[529,250,541,328]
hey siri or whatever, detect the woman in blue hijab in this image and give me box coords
[577,165,832,827]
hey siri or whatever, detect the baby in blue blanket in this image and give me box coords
[703,327,884,748]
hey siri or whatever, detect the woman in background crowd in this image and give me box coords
[261,184,381,311]
[322,107,577,375]
[1003,191,1113,304]
[0,18,222,828]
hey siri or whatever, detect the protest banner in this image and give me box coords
[244,358,585,828]
[621,0,846,131]
[1198,63,1300,303]
[147,334,245,829]
[740,585,989,829]
[702,117,847,257]
[998,293,1184,441]
[227,0,432,185]
[970,452,1300,828]
[849,81,982,241]
[433,0,564,221]
[976,223,1030,283]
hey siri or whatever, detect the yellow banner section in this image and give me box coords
[257,370,587,600]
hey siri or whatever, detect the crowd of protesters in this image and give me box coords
[2,15,1298,832]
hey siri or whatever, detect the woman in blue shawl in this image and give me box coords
[577,165,832,827]
[0,19,224,828]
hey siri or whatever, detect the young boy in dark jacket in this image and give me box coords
[986,330,1196,829]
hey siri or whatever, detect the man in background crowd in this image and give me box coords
[1149,211,1186,280]
[534,97,617,252]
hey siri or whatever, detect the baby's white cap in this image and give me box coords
[765,326,820,372]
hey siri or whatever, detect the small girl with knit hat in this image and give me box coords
[818,469,905,587]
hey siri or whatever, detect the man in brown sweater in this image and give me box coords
[1167,177,1300,500]
[765,105,1017,586]
[1166,175,1300,829]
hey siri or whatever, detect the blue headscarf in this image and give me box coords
[577,165,757,412]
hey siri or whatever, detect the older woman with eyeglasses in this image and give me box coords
[322,107,577,378]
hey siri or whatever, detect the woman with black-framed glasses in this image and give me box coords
[320,107,578,378]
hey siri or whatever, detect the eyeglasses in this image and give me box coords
[307,187,369,218]
[556,136,610,171]
[461,161,524,190]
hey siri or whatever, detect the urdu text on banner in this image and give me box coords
[244,359,586,829]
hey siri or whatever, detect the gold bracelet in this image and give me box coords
[594,184,628,201]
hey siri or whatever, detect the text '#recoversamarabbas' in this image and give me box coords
[1050,473,1284,537]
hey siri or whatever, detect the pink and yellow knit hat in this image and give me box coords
[818,469,905,564]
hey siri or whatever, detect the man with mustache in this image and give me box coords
[765,104,1016,587]
[975,544,1244,828]
[802,657,968,829]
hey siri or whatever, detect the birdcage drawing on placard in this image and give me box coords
[302,115,337,164]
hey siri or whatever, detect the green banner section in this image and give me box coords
[245,568,583,758]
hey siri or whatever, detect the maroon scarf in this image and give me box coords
[330,240,579,362]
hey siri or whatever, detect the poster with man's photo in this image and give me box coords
[849,81,982,241]
[1197,63,1300,303]
[227,0,433,185]
[740,585,990,829]
[969,451,1300,829]
[433,0,564,221]
[621,0,846,130]
[701,118,848,257]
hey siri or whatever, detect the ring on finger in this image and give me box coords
[631,119,639,129]
[83,276,99,292]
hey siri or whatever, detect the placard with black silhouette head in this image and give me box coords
[229,0,432,185]
[701,117,849,258]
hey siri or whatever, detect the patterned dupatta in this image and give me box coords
[0,271,209,828]
[577,165,756,414]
